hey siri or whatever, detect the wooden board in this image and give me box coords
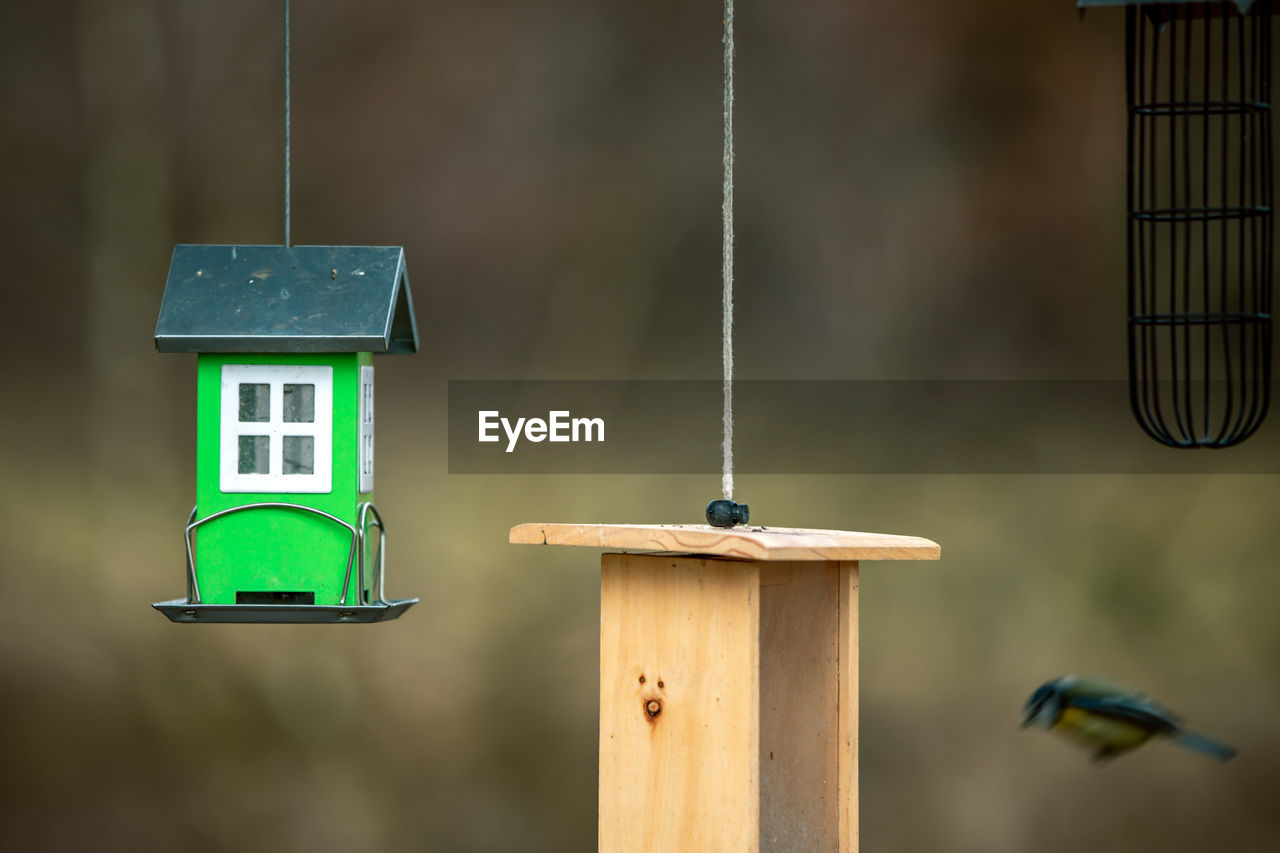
[598,554,863,851]
[599,554,760,851]
[511,523,939,562]
[758,562,844,849]
[838,562,859,851]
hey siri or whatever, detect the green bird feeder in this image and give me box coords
[152,244,419,623]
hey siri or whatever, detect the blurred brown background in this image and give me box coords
[2,1,1278,850]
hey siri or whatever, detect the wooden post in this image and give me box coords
[510,524,939,852]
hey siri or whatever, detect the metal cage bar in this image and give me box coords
[1126,0,1274,447]
[358,501,390,606]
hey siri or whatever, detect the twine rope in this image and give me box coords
[721,0,735,501]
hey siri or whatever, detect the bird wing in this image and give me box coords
[1067,694,1182,734]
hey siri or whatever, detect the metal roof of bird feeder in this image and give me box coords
[155,244,418,354]
[1077,0,1256,10]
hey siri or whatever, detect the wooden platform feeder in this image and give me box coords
[510,522,939,851]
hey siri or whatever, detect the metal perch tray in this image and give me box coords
[154,501,417,624]
[152,597,416,623]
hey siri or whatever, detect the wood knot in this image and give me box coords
[644,699,662,719]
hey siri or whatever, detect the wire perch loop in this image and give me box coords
[1125,0,1274,447]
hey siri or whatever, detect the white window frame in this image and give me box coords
[220,364,333,494]
[358,365,375,493]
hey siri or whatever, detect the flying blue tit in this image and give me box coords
[1021,675,1236,763]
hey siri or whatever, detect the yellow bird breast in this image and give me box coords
[1054,706,1155,752]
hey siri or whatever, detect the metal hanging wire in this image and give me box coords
[284,0,292,247]
[1125,0,1274,447]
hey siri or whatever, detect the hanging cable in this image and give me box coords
[284,0,292,247]
[707,0,749,529]
[721,0,735,502]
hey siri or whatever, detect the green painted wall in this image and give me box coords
[194,352,374,605]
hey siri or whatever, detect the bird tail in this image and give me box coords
[1171,731,1237,761]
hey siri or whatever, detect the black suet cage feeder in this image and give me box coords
[1082,0,1274,447]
